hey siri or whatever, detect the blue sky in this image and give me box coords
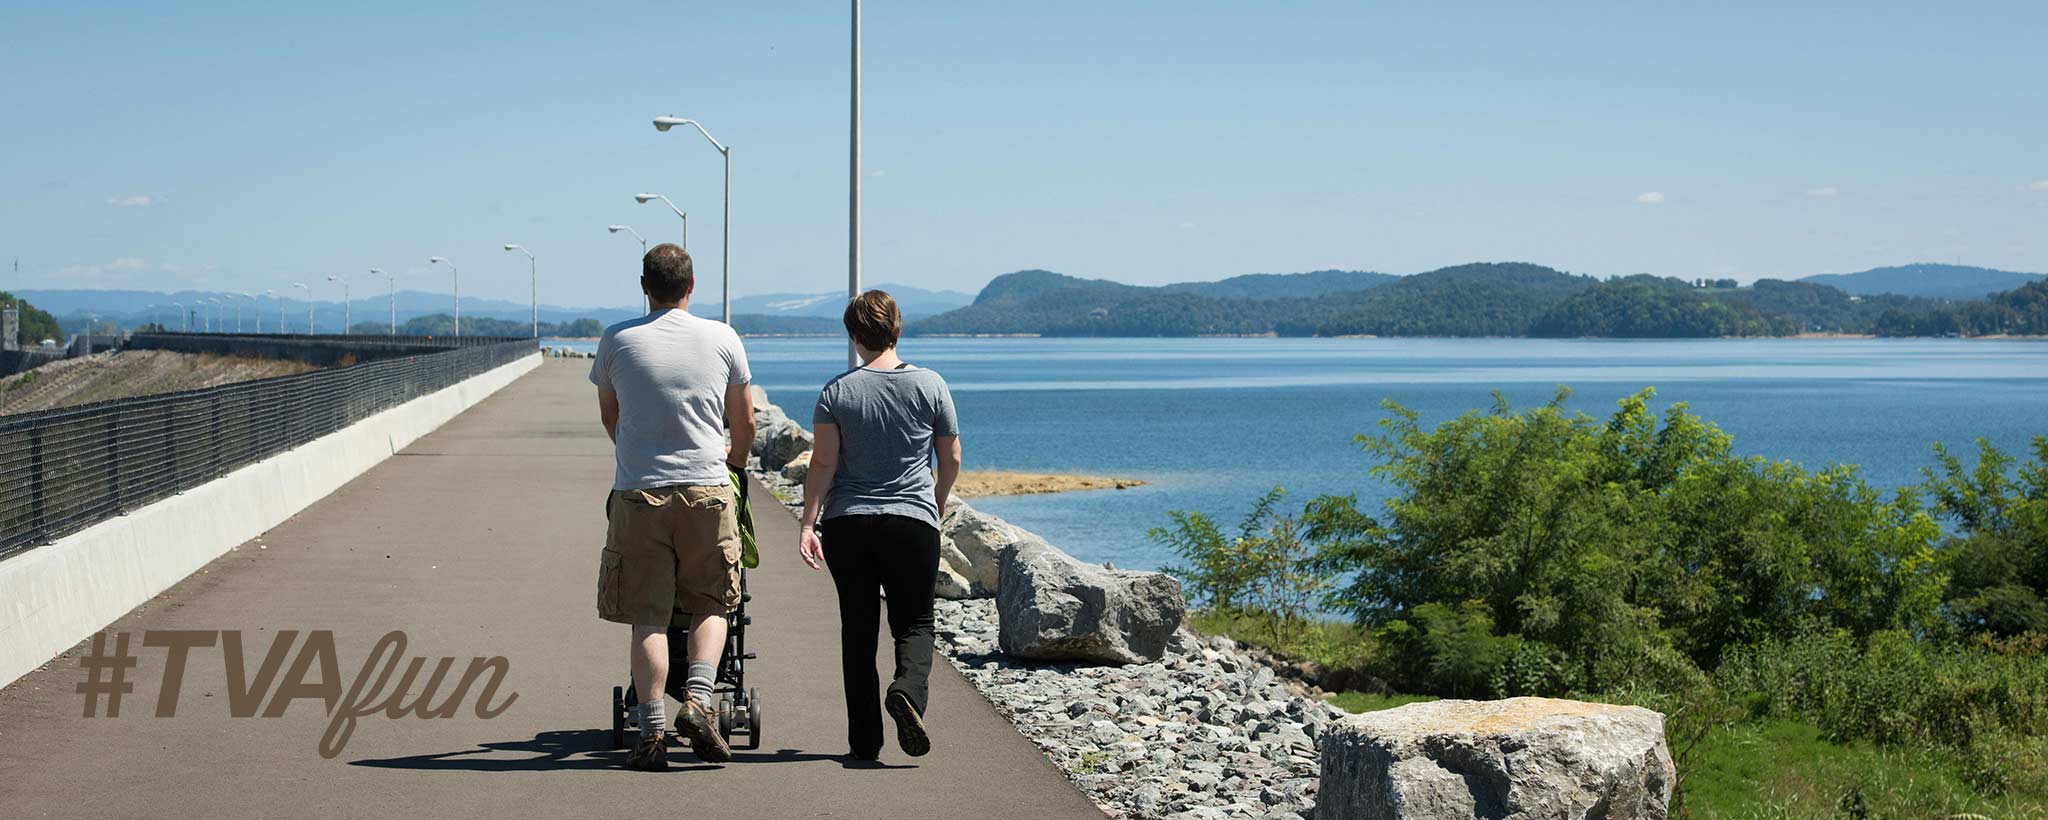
[3,1,2044,310]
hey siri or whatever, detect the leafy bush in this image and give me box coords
[1155,488,1335,647]
[1928,437,2048,637]
[1310,388,1944,688]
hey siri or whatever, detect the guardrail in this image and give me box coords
[0,338,535,560]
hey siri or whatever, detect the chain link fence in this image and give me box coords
[0,338,534,560]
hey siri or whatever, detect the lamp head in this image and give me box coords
[607,225,626,233]
[653,116,684,132]
[429,256,446,264]
[503,244,520,251]
[634,193,658,204]
[369,268,383,275]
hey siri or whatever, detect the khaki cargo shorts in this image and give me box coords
[597,483,742,625]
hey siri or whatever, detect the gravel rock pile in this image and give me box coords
[936,597,1342,820]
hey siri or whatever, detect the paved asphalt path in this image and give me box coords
[0,359,1105,819]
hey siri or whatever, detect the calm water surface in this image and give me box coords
[554,337,2047,570]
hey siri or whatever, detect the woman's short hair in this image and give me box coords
[843,289,902,352]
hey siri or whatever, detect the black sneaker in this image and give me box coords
[674,699,733,763]
[885,690,930,757]
[626,733,668,771]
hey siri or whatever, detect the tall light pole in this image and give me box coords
[265,289,277,333]
[172,301,186,331]
[234,294,246,332]
[429,257,459,337]
[205,298,219,332]
[607,224,647,253]
[651,116,734,326]
[847,0,862,367]
[371,269,395,335]
[634,193,688,250]
[292,282,311,333]
[327,275,350,335]
[609,225,650,314]
[504,244,537,338]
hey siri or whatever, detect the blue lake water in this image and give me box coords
[553,336,2047,571]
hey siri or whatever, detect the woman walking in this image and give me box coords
[798,290,962,760]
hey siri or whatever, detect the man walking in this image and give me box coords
[591,243,755,771]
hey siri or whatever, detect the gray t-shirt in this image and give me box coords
[589,309,751,490]
[813,365,959,528]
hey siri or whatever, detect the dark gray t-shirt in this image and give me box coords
[813,365,959,528]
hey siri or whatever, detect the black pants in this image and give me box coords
[821,513,940,756]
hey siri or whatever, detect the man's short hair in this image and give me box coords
[642,243,694,303]
[843,290,902,352]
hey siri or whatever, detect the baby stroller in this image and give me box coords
[609,574,762,750]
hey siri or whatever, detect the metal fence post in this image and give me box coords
[105,407,123,514]
[28,425,48,544]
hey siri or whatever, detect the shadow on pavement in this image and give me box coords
[350,730,870,772]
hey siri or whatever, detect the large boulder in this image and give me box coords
[938,501,1038,598]
[747,387,813,471]
[1317,697,1674,820]
[996,539,1185,664]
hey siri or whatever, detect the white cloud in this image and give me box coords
[2029,179,2048,192]
[107,194,155,208]
[1636,191,1665,205]
[1806,186,1839,198]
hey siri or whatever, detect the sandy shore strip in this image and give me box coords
[954,470,1146,498]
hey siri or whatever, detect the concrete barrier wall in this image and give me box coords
[0,350,541,687]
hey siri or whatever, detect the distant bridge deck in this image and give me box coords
[0,359,1103,819]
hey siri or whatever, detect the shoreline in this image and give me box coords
[955,470,1146,498]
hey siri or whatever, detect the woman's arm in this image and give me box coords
[797,422,839,570]
[934,434,961,519]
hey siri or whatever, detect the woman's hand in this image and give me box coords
[798,525,825,570]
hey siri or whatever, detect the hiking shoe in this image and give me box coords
[886,690,930,757]
[674,699,732,763]
[625,733,668,771]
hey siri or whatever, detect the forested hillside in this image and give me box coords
[909,264,2046,338]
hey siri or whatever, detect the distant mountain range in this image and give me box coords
[912,263,2047,338]
[16,282,963,335]
[1797,264,2046,301]
[15,263,2046,339]
[727,284,972,319]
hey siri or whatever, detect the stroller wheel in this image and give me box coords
[746,688,764,749]
[610,686,626,750]
[717,702,735,740]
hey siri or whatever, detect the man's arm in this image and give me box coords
[724,382,756,470]
[597,387,620,443]
[797,423,839,570]
[934,435,961,518]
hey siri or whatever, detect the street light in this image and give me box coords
[172,301,186,331]
[371,269,395,335]
[609,225,650,314]
[650,115,734,326]
[633,194,688,250]
[845,0,862,367]
[607,224,647,252]
[264,289,276,334]
[205,298,220,332]
[233,293,246,333]
[326,275,350,335]
[292,282,311,333]
[429,257,459,338]
[504,244,537,339]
